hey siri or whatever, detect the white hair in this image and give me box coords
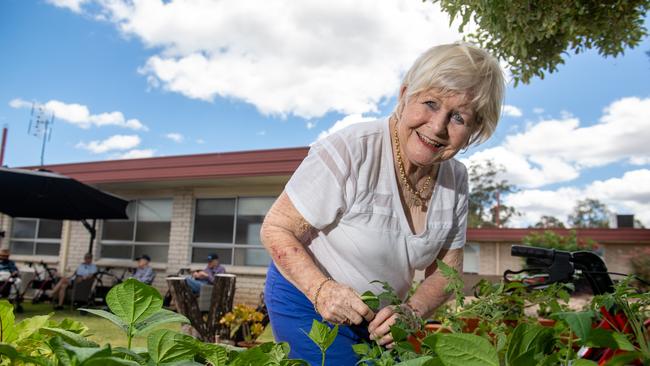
[397,42,505,146]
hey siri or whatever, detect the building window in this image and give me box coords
[100,199,172,262]
[192,197,275,267]
[9,218,62,256]
[463,243,480,274]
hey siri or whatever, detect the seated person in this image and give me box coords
[49,253,97,310]
[185,253,226,294]
[130,254,155,285]
[0,248,22,300]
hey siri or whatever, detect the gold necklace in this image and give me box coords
[392,123,434,207]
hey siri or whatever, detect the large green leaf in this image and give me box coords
[147,329,196,364]
[422,333,499,366]
[0,300,16,343]
[107,278,163,327]
[395,356,437,365]
[584,328,635,351]
[62,343,111,364]
[41,327,98,348]
[190,341,229,366]
[306,319,338,352]
[133,309,189,335]
[0,343,18,359]
[81,308,129,333]
[82,357,142,366]
[49,336,73,366]
[113,346,149,366]
[552,311,594,341]
[15,314,51,342]
[505,323,555,366]
[570,360,598,366]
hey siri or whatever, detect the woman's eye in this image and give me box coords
[451,112,465,124]
[424,101,438,110]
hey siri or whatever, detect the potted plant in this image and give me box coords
[219,303,265,348]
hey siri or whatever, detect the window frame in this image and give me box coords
[99,198,173,262]
[9,218,63,257]
[190,196,275,267]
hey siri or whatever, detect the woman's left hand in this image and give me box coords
[367,306,400,348]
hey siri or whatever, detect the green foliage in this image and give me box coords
[467,160,518,228]
[532,215,566,229]
[81,278,189,350]
[430,0,650,85]
[568,198,611,228]
[0,300,16,343]
[522,230,598,252]
[423,332,499,365]
[305,319,338,366]
[504,323,555,366]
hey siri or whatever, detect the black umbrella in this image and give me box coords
[0,167,129,253]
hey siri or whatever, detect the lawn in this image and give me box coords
[14,302,181,348]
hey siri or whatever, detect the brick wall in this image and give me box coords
[167,189,193,275]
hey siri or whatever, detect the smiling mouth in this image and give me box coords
[416,131,445,149]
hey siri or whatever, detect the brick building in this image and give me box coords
[1,147,648,305]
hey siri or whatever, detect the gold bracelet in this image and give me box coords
[312,277,333,313]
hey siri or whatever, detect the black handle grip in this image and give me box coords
[511,245,555,260]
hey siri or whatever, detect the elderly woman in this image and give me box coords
[260,43,504,365]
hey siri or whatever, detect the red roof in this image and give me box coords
[25,147,310,184]
[468,228,650,244]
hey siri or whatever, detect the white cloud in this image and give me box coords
[533,108,544,114]
[46,0,87,13]
[316,113,377,141]
[8,98,31,109]
[502,105,522,117]
[113,149,155,159]
[505,97,650,168]
[165,132,184,143]
[461,146,579,188]
[196,138,205,144]
[306,121,316,130]
[58,1,464,119]
[76,134,141,154]
[9,98,148,131]
[505,169,650,227]
[463,96,650,188]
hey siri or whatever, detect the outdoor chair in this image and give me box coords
[0,273,25,312]
[68,277,96,310]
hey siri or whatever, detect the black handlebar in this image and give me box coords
[511,245,557,260]
[508,245,614,295]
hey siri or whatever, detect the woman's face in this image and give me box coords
[396,88,476,168]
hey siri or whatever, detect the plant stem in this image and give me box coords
[127,327,133,351]
[564,330,573,366]
[321,347,326,366]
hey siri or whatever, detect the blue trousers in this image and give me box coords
[185,277,208,294]
[265,262,368,366]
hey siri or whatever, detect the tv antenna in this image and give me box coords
[28,102,55,166]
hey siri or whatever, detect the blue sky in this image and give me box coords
[1,0,649,226]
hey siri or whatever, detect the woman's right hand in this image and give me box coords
[315,281,375,325]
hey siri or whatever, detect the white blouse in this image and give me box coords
[285,118,468,299]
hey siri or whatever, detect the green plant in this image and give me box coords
[522,230,598,253]
[219,304,265,342]
[80,278,189,350]
[431,0,650,85]
[305,319,338,366]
